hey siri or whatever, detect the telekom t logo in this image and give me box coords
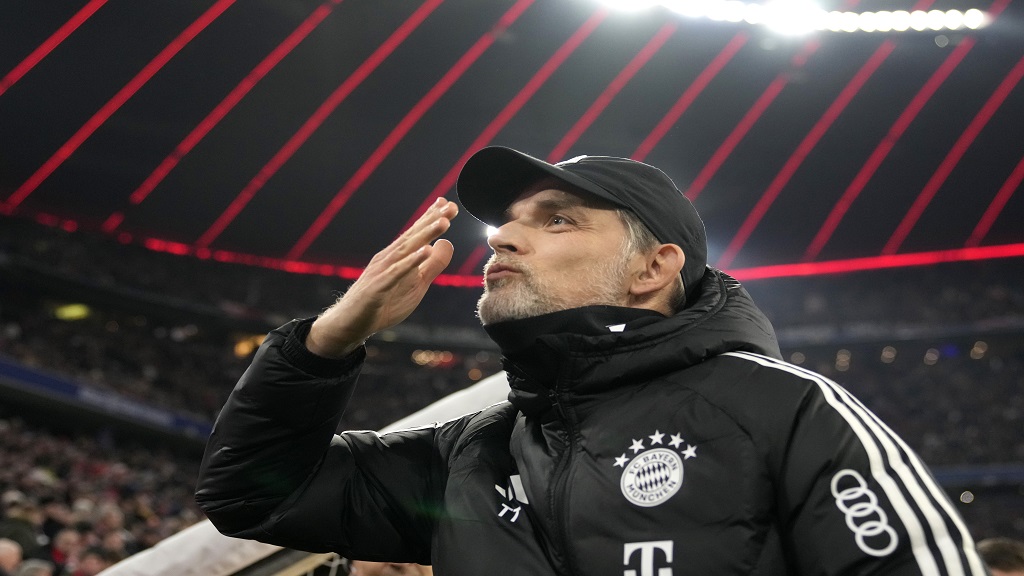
[623,540,673,576]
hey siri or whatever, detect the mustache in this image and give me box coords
[483,255,530,276]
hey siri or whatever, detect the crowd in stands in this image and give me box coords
[783,335,1024,467]
[0,282,494,430]
[0,417,202,576]
[0,218,1022,570]
[0,289,244,423]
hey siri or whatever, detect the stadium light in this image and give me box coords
[595,0,660,12]
[52,303,91,321]
[762,0,824,36]
[593,1,990,34]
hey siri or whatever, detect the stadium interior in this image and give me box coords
[1,0,1022,574]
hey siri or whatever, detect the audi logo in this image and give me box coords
[830,469,899,557]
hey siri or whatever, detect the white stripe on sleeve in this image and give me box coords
[724,351,986,576]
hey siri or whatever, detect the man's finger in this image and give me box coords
[399,199,458,246]
[419,239,454,282]
[389,204,457,263]
[378,243,435,291]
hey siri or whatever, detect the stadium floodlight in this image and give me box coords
[943,9,964,30]
[890,11,912,32]
[707,0,748,22]
[858,11,879,33]
[874,11,894,32]
[926,9,946,30]
[963,9,987,29]
[663,0,708,19]
[762,0,825,36]
[743,2,765,25]
[594,0,659,11]
[591,0,991,34]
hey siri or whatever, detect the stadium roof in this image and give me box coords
[2,0,1023,285]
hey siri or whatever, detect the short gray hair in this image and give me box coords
[616,209,687,311]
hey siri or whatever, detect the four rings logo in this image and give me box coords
[830,469,899,557]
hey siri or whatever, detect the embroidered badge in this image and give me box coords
[614,430,697,507]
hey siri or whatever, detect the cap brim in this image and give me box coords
[456,146,624,227]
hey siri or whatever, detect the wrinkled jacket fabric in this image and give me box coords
[195,270,985,575]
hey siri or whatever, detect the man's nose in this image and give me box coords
[486,222,523,254]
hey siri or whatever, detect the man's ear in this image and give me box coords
[628,243,685,301]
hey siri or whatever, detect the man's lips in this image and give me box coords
[485,263,521,280]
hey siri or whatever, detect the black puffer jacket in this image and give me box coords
[195,270,985,575]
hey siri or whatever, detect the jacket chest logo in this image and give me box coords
[495,474,529,522]
[614,430,697,507]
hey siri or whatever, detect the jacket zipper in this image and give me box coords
[548,389,579,576]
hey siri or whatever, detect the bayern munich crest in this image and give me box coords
[614,430,697,507]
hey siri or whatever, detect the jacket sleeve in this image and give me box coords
[722,352,988,576]
[194,318,456,563]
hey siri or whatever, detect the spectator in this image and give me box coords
[13,559,53,576]
[98,531,127,564]
[0,539,22,576]
[69,547,113,576]
[348,561,432,576]
[0,499,42,561]
[978,537,1024,576]
[45,529,80,575]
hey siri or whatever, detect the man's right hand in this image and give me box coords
[306,197,459,358]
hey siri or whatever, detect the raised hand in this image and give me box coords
[306,197,459,358]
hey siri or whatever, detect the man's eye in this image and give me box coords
[550,215,570,226]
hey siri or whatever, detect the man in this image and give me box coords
[978,537,1024,576]
[196,147,985,574]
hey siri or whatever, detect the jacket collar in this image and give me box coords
[483,269,781,417]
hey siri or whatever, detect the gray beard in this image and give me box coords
[476,254,630,325]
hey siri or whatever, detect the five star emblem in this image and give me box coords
[615,432,699,466]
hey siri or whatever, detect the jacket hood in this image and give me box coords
[484,268,780,417]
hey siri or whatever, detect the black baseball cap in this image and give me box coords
[456,146,708,301]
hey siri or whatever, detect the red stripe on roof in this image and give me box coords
[389,9,609,248]
[2,0,236,213]
[0,0,108,97]
[193,0,444,249]
[803,0,1011,261]
[882,53,1024,255]
[548,22,678,163]
[682,40,820,202]
[967,153,1024,247]
[717,41,895,268]
[282,0,534,259]
[632,32,748,165]
[124,0,343,211]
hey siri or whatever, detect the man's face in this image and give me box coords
[476,184,638,325]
